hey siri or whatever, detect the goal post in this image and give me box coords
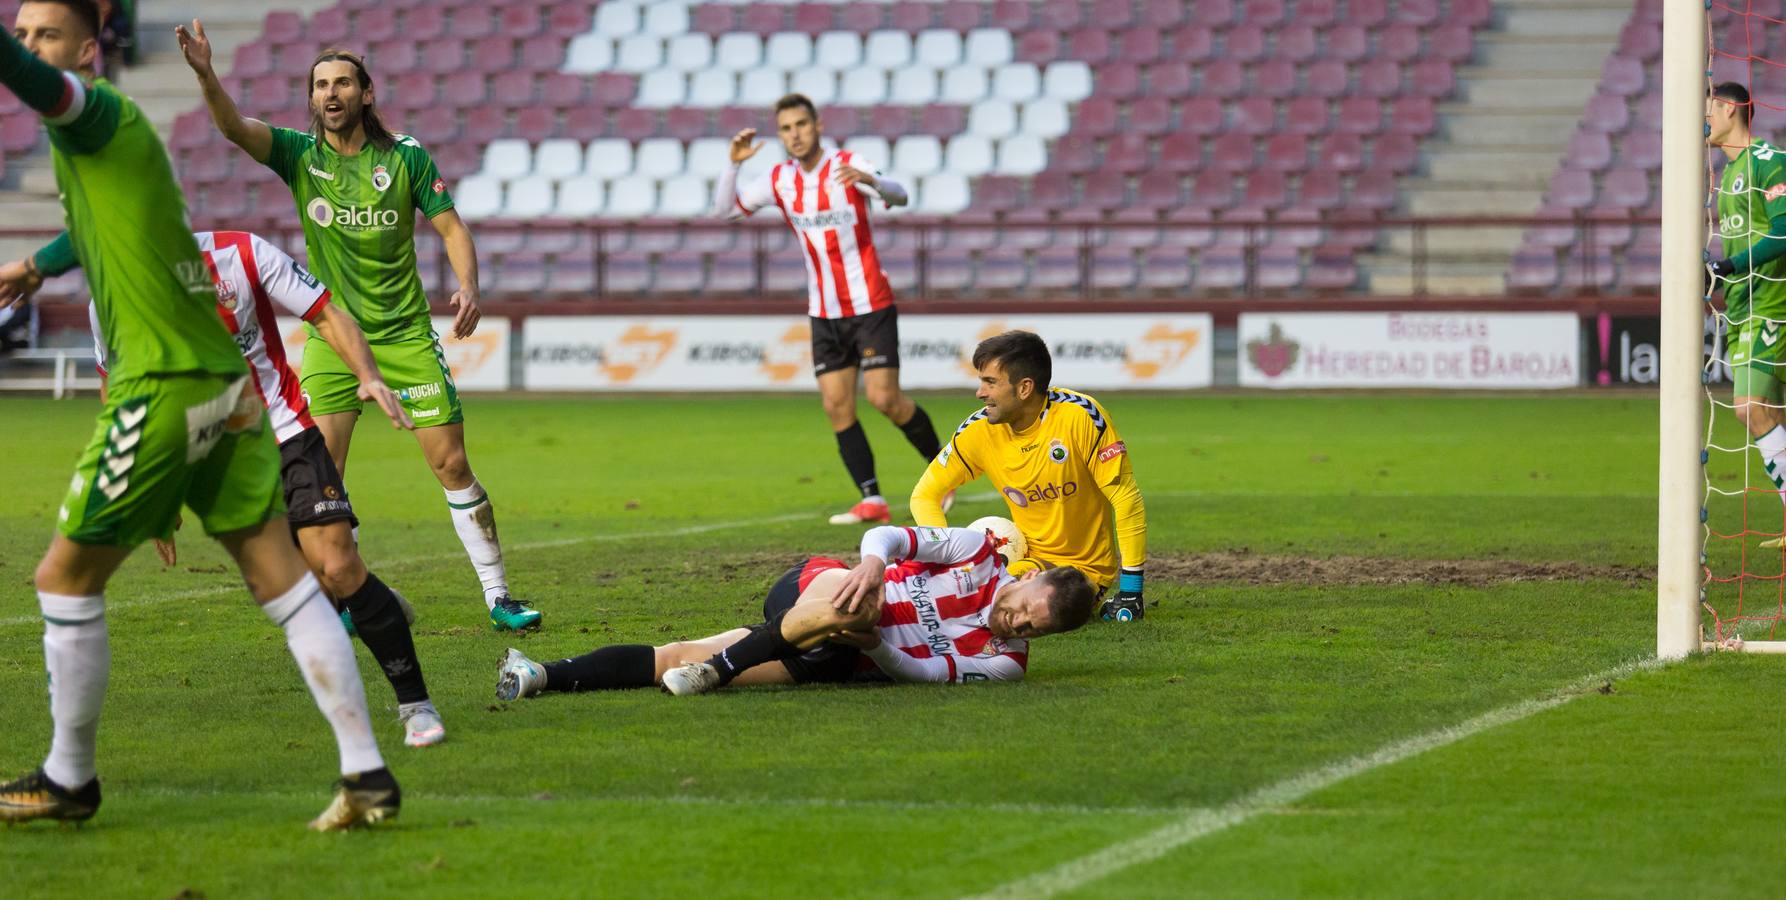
[1657,0,1704,659]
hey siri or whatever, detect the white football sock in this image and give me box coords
[445,478,508,609]
[40,592,108,789]
[1759,425,1786,506]
[263,573,384,776]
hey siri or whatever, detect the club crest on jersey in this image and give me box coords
[372,164,392,193]
[1047,439,1069,464]
[214,278,239,311]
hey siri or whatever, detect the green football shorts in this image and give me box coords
[1730,317,1786,400]
[300,331,463,427]
[59,372,285,547]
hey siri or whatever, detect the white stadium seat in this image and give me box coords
[586,138,635,179]
[1021,99,1071,139]
[605,176,657,218]
[963,29,1014,67]
[713,33,762,71]
[615,34,664,73]
[562,34,613,74]
[554,175,606,218]
[504,176,556,218]
[995,135,1048,176]
[842,136,891,169]
[967,99,1017,139]
[1043,61,1094,103]
[592,1,639,38]
[992,63,1041,103]
[482,139,532,181]
[633,137,686,179]
[641,3,689,38]
[813,32,863,70]
[764,32,813,70]
[943,135,994,178]
[658,175,711,218]
[838,68,888,106]
[738,69,786,107]
[664,34,713,72]
[788,68,837,106]
[913,29,962,68]
[888,67,938,105]
[454,175,503,220]
[919,173,970,215]
[892,135,942,177]
[939,65,988,105]
[688,69,737,106]
[687,138,732,175]
[534,139,584,180]
[864,30,912,69]
[635,69,687,108]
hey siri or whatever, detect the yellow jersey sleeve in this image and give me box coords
[910,411,986,526]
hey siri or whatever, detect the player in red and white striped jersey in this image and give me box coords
[713,93,949,527]
[46,229,449,747]
[493,526,1100,700]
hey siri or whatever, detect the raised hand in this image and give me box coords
[729,128,762,164]
[174,19,214,75]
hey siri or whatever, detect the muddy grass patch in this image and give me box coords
[1150,551,1653,588]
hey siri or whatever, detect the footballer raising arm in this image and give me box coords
[174,18,271,163]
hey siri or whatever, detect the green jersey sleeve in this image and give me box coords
[45,78,120,156]
[1757,149,1786,223]
[395,137,453,219]
[264,126,315,184]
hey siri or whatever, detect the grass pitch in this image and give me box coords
[0,391,1772,898]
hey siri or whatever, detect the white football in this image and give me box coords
[968,516,1027,565]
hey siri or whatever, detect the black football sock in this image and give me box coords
[342,572,430,705]
[704,617,800,686]
[897,404,942,460]
[542,644,656,693]
[835,421,880,498]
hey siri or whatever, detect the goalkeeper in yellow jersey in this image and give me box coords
[910,331,1149,621]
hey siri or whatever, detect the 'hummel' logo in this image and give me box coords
[1765,325,1780,347]
[307,165,336,181]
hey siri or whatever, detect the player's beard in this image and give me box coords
[320,102,363,138]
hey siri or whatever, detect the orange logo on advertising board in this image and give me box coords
[761,323,812,383]
[958,321,1027,377]
[1123,324,1201,380]
[601,324,678,383]
[442,331,502,378]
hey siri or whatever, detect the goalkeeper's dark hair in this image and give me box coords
[307,49,396,152]
[972,330,1053,393]
[23,0,101,40]
[1039,567,1098,635]
[1713,81,1754,127]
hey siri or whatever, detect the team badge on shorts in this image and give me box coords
[1047,438,1069,464]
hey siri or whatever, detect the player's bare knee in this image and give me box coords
[431,451,473,487]
[312,549,367,599]
[654,642,701,680]
[1737,397,1781,435]
[866,386,904,419]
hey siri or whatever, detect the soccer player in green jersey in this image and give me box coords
[176,21,539,630]
[1707,81,1786,548]
[0,0,398,829]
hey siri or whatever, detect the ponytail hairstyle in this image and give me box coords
[307,49,397,152]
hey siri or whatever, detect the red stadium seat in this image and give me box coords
[974,176,1025,212]
[1395,0,1441,26]
[449,9,496,40]
[500,6,544,39]
[1035,0,1083,29]
[1128,97,1172,135]
[541,74,585,110]
[1298,170,1343,209]
[1239,170,1289,211]
[691,4,736,35]
[1133,172,1184,212]
[1200,59,1245,98]
[1098,62,1143,100]
[1386,96,1436,136]
[1140,0,1188,28]
[230,41,274,79]
[1320,134,1365,171]
[1089,249,1139,292]
[917,105,966,135]
[591,73,638,108]
[441,71,487,108]
[1302,60,1349,99]
[1408,60,1456,99]
[563,105,608,141]
[1091,0,1137,28]
[1347,0,1389,27]
[1583,93,1631,132]
[1066,29,1112,65]
[470,37,518,72]
[715,107,758,136]
[491,71,535,107]
[408,6,447,42]
[1225,25,1267,63]
[1283,96,1331,134]
[1192,247,1247,292]
[1255,247,1304,292]
[1074,98,1119,134]
[1030,172,1076,209]
[1349,171,1397,210]
[1566,131,1614,171]
[1376,25,1421,63]
[1243,0,1288,27]
[517,36,565,72]
[1277,24,1319,62]
[1105,134,1151,173]
[664,108,711,141]
[1616,130,1662,169]
[1371,133,1419,172]
[1253,60,1298,98]
[1297,0,1339,27]
[739,5,787,35]
[868,106,915,138]
[1599,169,1652,209]
[610,108,658,140]
[1189,0,1236,28]
[1450,0,1494,28]
[406,106,460,146]
[390,72,437,110]
[1053,134,1099,174]
[1335,96,1383,134]
[939,1,989,30]
[1428,24,1476,63]
[1178,96,1224,133]
[513,107,556,144]
[1158,133,1202,171]
[1261,133,1310,172]
[1169,26,1215,63]
[1306,247,1358,290]
[1016,31,1062,64]
[463,106,508,141]
[1230,97,1277,136]
[890,1,939,30]
[1208,132,1256,173]
[1146,62,1193,97]
[837,4,885,32]
[791,3,833,34]
[1325,24,1369,63]
[1601,56,1647,96]
[262,11,303,44]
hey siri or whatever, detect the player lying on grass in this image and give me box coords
[496,525,1097,699]
[910,330,1150,621]
[3,228,450,748]
[0,0,396,829]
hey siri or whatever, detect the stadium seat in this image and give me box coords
[945,135,996,178]
[563,34,614,73]
[455,175,503,220]
[504,176,556,218]
[714,33,763,71]
[1043,61,1094,103]
[968,99,1018,138]
[889,68,941,105]
[587,138,635,179]
[534,139,584,180]
[940,66,990,105]
[914,29,963,68]
[666,34,715,73]
[815,31,863,70]
[788,69,838,107]
[964,28,1015,67]
[482,139,532,181]
[554,176,606,217]
[839,69,889,106]
[658,175,711,218]
[893,135,943,176]
[993,64,1042,103]
[593,2,640,38]
[634,138,686,179]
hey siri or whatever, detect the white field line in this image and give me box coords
[0,512,814,629]
[968,656,1668,899]
[124,785,1183,820]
